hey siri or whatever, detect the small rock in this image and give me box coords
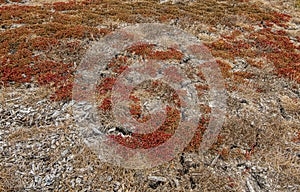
[148,175,167,182]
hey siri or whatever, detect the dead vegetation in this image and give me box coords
[0,0,299,191]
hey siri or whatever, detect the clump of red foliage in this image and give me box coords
[0,2,111,101]
[207,10,299,85]
[93,42,210,151]
[2,0,297,154]
[127,43,184,60]
[110,105,179,149]
[292,132,300,143]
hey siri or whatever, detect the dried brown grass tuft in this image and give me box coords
[1,0,299,191]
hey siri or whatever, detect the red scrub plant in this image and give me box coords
[93,42,211,151]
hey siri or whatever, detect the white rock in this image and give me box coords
[148,176,167,182]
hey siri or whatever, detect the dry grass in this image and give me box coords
[0,0,300,191]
